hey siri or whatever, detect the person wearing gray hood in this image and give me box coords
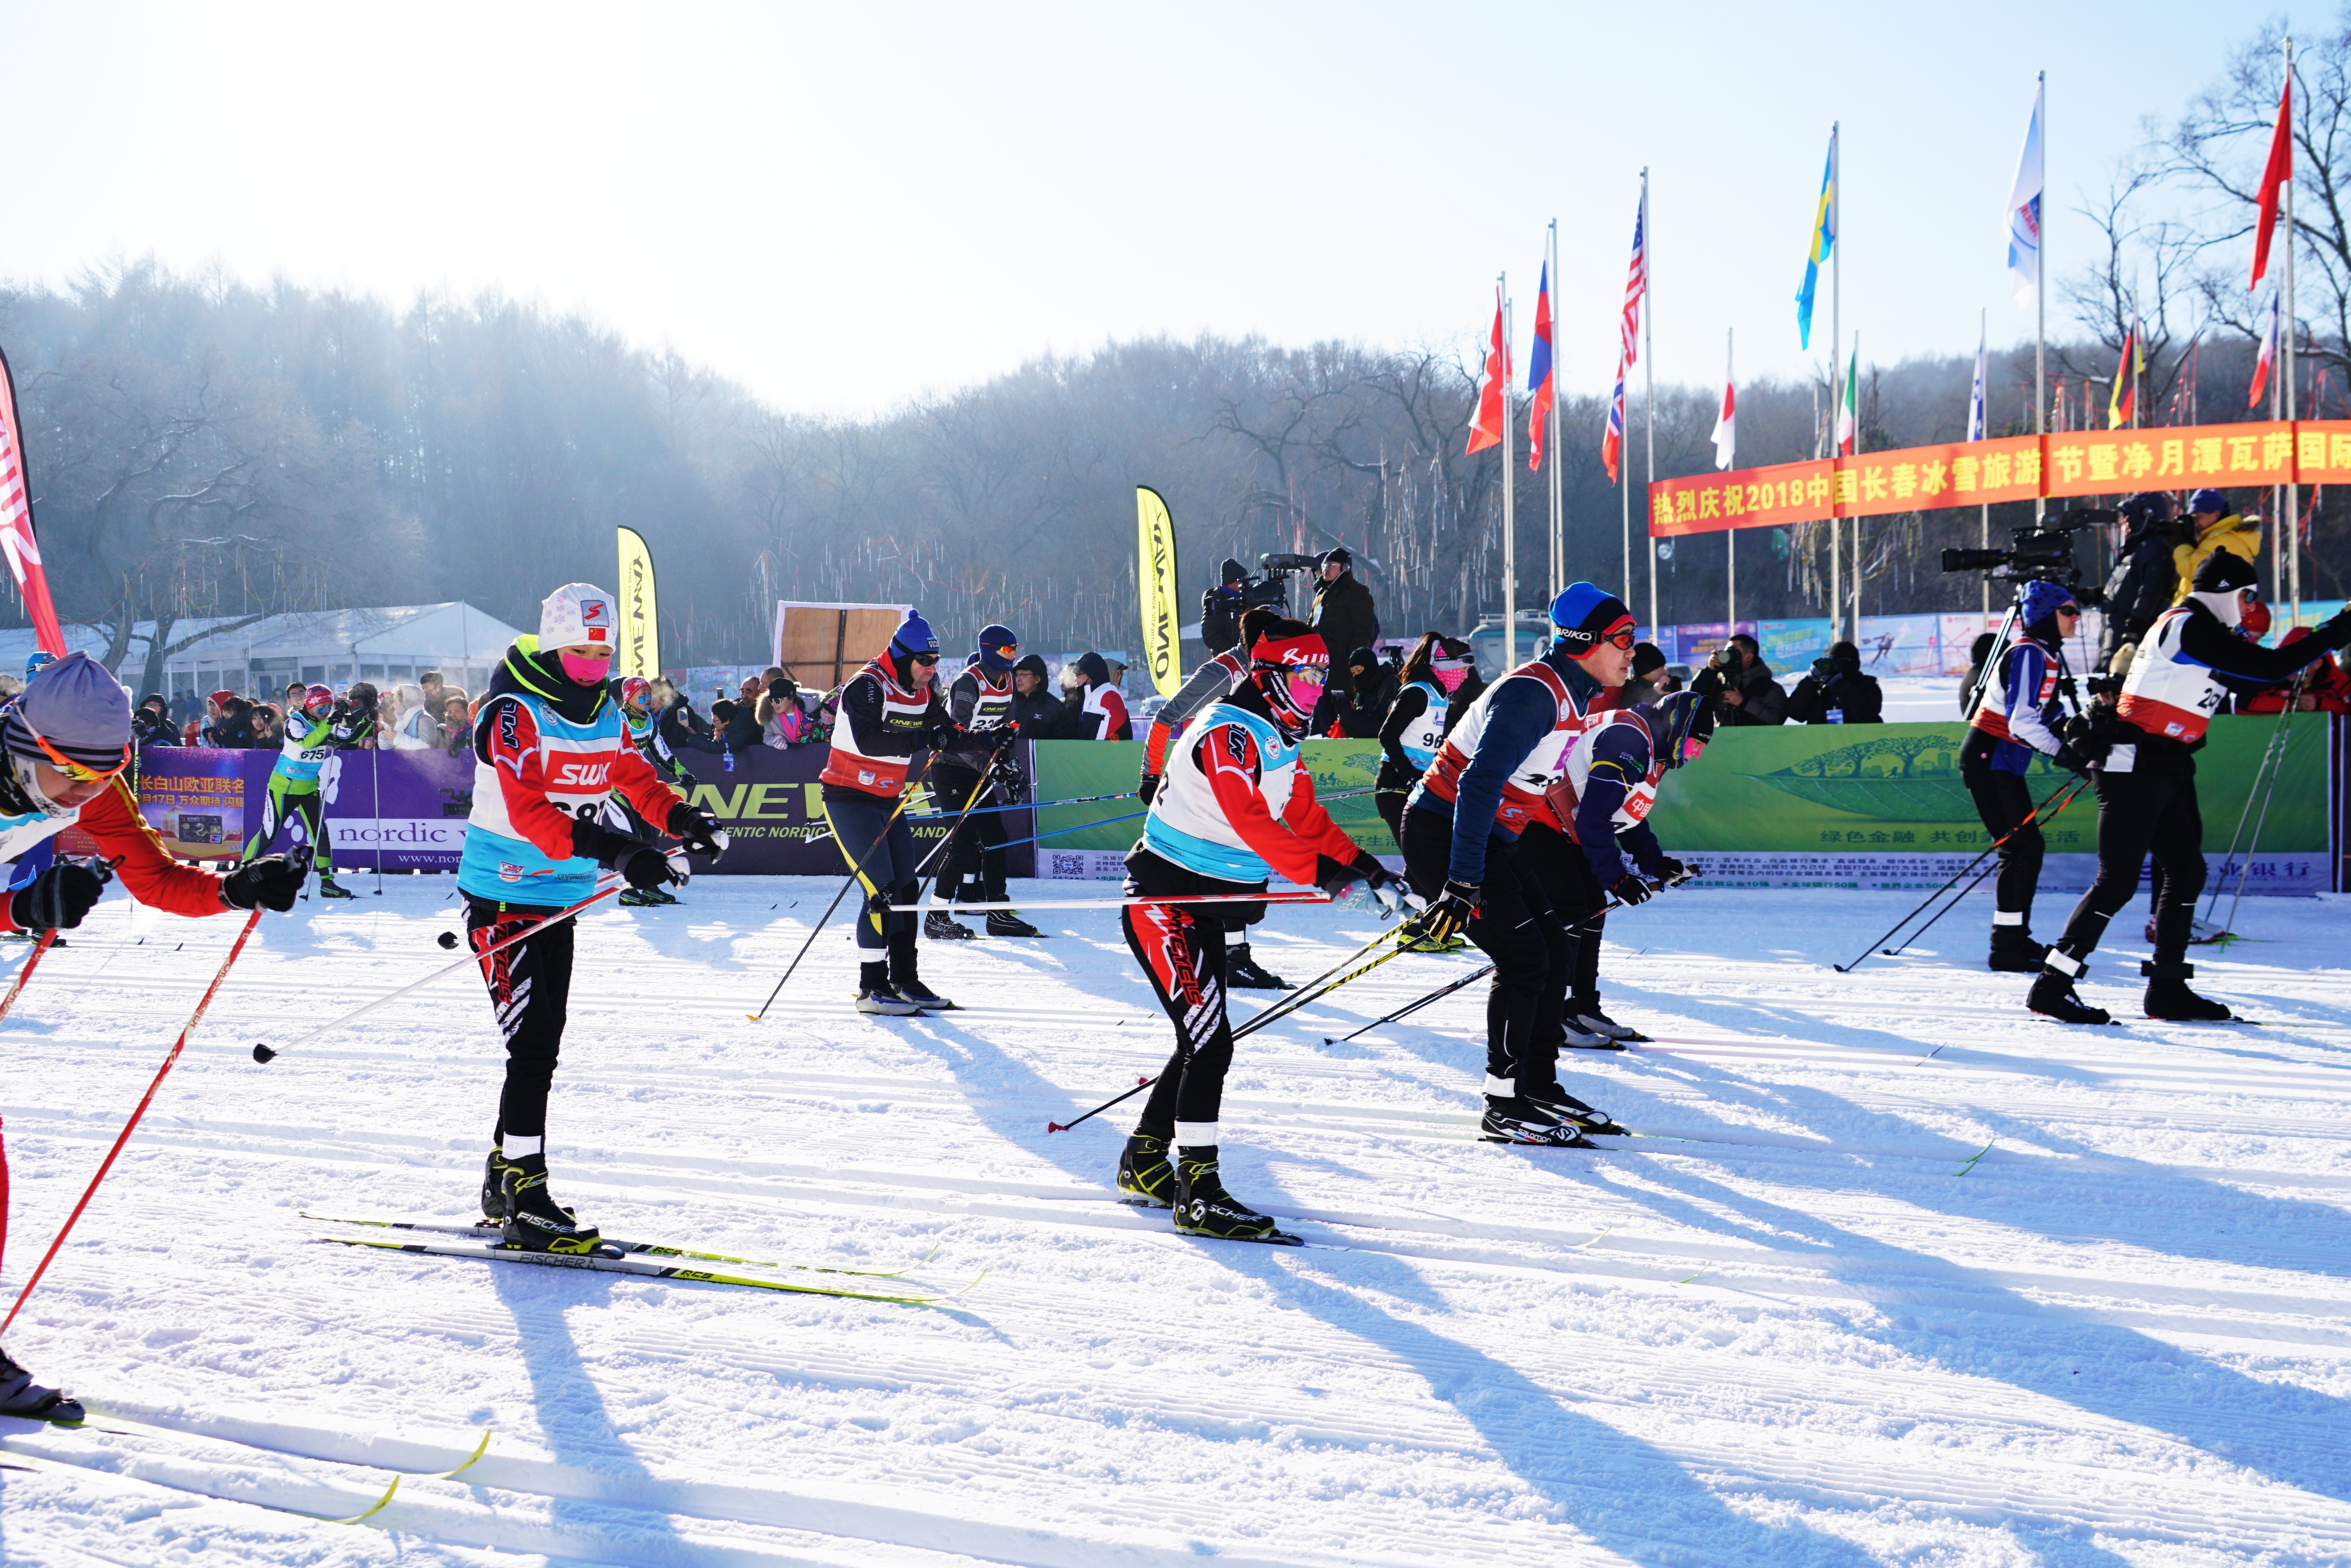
[0,652,307,1424]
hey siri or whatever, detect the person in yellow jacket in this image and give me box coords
[2171,488,2259,605]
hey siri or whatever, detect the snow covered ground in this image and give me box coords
[2,872,2349,1566]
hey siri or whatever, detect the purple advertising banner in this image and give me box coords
[131,742,1038,878]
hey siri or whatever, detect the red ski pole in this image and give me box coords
[0,929,59,1030]
[1,906,264,1336]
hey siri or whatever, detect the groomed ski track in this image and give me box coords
[1,877,2348,1566]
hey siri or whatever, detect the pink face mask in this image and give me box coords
[1434,665,1471,693]
[559,651,611,685]
[1287,672,1326,712]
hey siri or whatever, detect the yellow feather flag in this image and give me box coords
[1135,486,1183,698]
[615,526,659,681]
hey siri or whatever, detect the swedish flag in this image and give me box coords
[1796,132,1836,350]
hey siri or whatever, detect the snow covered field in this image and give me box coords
[1,872,2349,1566]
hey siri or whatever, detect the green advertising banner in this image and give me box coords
[1031,715,2332,894]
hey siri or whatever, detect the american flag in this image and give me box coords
[1620,193,1647,366]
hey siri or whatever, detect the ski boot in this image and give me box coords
[888,934,957,1010]
[1480,1093,1592,1148]
[2142,960,2232,1022]
[986,909,1044,937]
[1524,1081,1628,1137]
[499,1154,605,1254]
[0,1345,81,1423]
[854,961,925,1016]
[2026,950,2112,1025]
[317,875,356,900]
[1398,927,1468,955]
[1988,924,2050,973]
[1225,942,1289,990]
[481,1147,527,1222]
[925,908,977,941]
[1173,1149,1298,1243]
[1116,1133,1175,1208]
[2146,915,2229,945]
[619,886,666,907]
[1568,996,1644,1044]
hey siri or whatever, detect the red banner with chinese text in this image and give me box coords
[1649,420,2303,538]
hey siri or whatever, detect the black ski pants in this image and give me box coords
[1122,851,1248,1145]
[1513,821,1607,1006]
[1959,733,2046,934]
[2052,762,2206,967]
[823,785,918,953]
[932,763,1007,895]
[466,894,576,1143]
[1399,806,1570,1098]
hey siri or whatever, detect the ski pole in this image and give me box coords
[890,890,1332,913]
[2,906,265,1336]
[1833,775,2085,973]
[909,762,1007,886]
[2222,706,2304,937]
[1879,856,2000,957]
[1328,962,1494,1044]
[253,878,622,1063]
[1046,1075,1155,1135]
[0,930,59,1030]
[746,752,940,1023]
[2204,671,2308,927]
[370,744,384,895]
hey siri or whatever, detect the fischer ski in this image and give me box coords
[309,1231,976,1306]
[301,1212,937,1279]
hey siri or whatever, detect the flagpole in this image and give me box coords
[1642,172,1657,642]
[1501,274,1515,671]
[2284,34,2300,621]
[1979,307,1990,619]
[2035,71,2048,466]
[1549,219,1564,601]
[1829,122,1843,645]
[1725,327,1735,633]
[1851,330,1862,644]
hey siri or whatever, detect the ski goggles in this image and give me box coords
[16,711,130,784]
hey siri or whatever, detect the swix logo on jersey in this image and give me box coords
[553,760,611,789]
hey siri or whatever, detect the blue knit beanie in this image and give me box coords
[976,623,1018,674]
[890,611,939,659]
[1549,582,1634,654]
[2018,579,2075,630]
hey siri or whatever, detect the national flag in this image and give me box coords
[1711,354,1736,472]
[1466,288,1507,455]
[1833,339,1858,454]
[1967,319,1988,441]
[0,347,63,657]
[1796,132,1836,349]
[1601,358,1626,483]
[2251,290,2280,408]
[1527,261,1554,470]
[2107,323,2140,428]
[2251,67,2293,289]
[1619,194,1647,365]
[2006,81,2045,306]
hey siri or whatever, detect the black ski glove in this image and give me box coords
[12,861,106,931]
[220,855,304,913]
[2052,743,2093,778]
[1312,853,1372,897]
[665,800,729,858]
[616,842,686,890]
[674,770,700,790]
[989,751,1028,804]
[1610,873,1655,907]
[1138,772,1160,806]
[1415,879,1480,943]
[1654,857,1699,888]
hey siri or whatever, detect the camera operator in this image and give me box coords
[1199,559,1251,656]
[2170,488,2259,607]
[1786,641,1883,724]
[1307,549,1380,733]
[2028,553,2351,1024]
[1961,582,2090,971]
[1689,634,1785,725]
[2099,492,2187,671]
[928,624,1042,941]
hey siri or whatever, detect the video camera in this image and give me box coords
[1233,552,1323,615]
[1939,507,2114,603]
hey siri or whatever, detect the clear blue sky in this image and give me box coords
[3,1,2313,414]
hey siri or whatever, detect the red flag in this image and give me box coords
[1465,289,1506,455]
[1601,359,1626,483]
[2251,70,2292,290]
[0,349,63,657]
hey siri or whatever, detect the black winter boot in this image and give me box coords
[1116,1133,1175,1207]
[2026,948,2112,1025]
[2141,959,2232,1022]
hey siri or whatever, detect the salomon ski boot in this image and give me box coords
[0,1345,81,1424]
[317,876,356,900]
[481,1147,527,1222]
[1569,997,1645,1043]
[1173,1150,1298,1243]
[2142,960,2232,1022]
[1116,1133,1175,1208]
[1988,925,2050,973]
[499,1154,605,1254]
[925,908,976,941]
[1524,1081,1628,1137]
[1480,1095,1592,1147]
[2027,953,2112,1025]
[1226,942,1289,990]
[854,961,924,1016]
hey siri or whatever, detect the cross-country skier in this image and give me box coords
[823,610,957,1015]
[0,652,306,1420]
[464,585,729,1252]
[1517,690,1714,1047]
[1375,633,1476,842]
[605,675,686,908]
[1138,607,1291,988]
[1399,583,1633,1146]
[2028,556,2351,1024]
[240,681,374,899]
[927,624,1041,939]
[1115,616,1401,1242]
[1960,580,2091,972]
